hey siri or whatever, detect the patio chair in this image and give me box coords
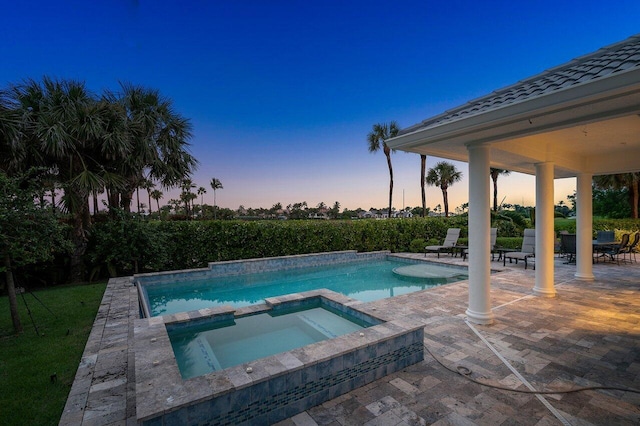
[462,228,497,261]
[559,233,577,264]
[425,228,460,258]
[503,229,535,269]
[603,233,630,265]
[622,232,639,263]
[596,230,615,243]
[556,230,569,258]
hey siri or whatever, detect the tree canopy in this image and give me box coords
[426,161,462,217]
[367,121,399,218]
[0,170,72,332]
[0,77,197,280]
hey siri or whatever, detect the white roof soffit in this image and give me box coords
[387,35,640,178]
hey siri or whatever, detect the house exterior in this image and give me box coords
[387,34,640,324]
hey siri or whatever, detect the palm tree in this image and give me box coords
[150,189,163,213]
[4,77,125,281]
[181,178,196,217]
[426,161,462,217]
[109,83,198,212]
[367,121,400,219]
[594,173,640,218]
[197,186,207,217]
[420,154,427,217]
[168,198,181,214]
[210,177,223,219]
[140,178,155,214]
[490,168,511,212]
[0,88,21,159]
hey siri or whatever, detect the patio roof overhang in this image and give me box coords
[386,34,640,324]
[387,35,640,178]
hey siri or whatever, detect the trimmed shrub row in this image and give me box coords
[86,217,640,278]
[87,218,464,277]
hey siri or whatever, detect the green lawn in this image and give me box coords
[0,282,106,426]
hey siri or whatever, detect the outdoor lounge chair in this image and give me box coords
[462,228,497,261]
[503,228,535,269]
[425,228,460,258]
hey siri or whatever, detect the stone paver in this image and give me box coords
[60,255,640,425]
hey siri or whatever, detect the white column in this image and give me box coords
[533,161,556,297]
[465,143,494,324]
[575,172,594,280]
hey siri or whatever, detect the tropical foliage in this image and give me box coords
[426,161,462,217]
[420,154,427,217]
[210,177,223,219]
[0,171,72,332]
[0,77,197,281]
[367,121,399,218]
[593,173,639,219]
[490,168,511,211]
[87,218,461,275]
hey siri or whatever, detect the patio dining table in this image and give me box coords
[592,240,619,262]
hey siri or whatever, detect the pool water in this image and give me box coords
[168,306,369,379]
[143,259,468,316]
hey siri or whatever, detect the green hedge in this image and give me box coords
[85,216,640,278]
[87,218,464,277]
[554,218,640,236]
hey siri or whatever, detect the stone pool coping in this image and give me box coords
[134,289,425,424]
[59,252,471,426]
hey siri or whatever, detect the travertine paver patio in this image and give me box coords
[60,254,640,425]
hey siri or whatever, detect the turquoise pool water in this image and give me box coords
[168,305,370,379]
[142,259,467,317]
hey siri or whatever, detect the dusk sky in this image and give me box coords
[2,1,639,211]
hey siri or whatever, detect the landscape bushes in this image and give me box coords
[26,216,640,282]
[85,216,640,278]
[87,218,462,277]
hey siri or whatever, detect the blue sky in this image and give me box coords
[2,1,639,211]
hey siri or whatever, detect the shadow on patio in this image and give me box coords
[279,255,640,425]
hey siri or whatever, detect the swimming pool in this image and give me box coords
[168,302,374,379]
[137,252,468,317]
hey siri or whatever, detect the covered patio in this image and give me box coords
[285,255,640,425]
[387,34,640,325]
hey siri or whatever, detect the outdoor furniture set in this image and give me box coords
[424,228,639,269]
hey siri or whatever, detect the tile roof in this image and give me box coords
[399,34,640,135]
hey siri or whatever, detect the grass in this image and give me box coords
[0,282,106,426]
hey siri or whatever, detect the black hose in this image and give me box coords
[423,342,640,395]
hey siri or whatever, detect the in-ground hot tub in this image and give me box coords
[134,289,424,425]
[169,300,374,379]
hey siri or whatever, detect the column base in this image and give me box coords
[465,308,494,325]
[533,287,557,298]
[574,272,594,281]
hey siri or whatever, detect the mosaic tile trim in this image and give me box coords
[142,341,423,426]
[135,251,392,286]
